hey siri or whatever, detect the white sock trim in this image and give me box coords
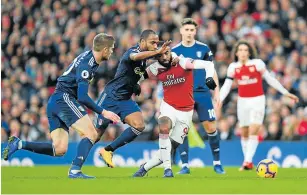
[213,160,221,165]
[182,163,189,168]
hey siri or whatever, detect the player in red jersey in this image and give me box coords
[220,40,299,170]
[133,45,217,177]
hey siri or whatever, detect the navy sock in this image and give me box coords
[106,127,141,152]
[178,137,189,165]
[22,141,54,156]
[208,130,220,161]
[71,138,93,169]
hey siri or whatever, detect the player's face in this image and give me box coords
[180,24,197,42]
[236,44,250,62]
[143,34,159,51]
[102,44,115,60]
[157,47,172,67]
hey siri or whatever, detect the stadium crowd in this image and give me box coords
[1,0,307,143]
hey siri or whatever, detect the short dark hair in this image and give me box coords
[232,40,257,62]
[140,29,157,41]
[181,18,198,27]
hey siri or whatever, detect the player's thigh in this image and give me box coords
[47,94,69,134]
[120,99,144,130]
[71,115,97,140]
[249,95,265,126]
[94,92,116,133]
[237,97,250,127]
[170,109,193,144]
[194,92,216,122]
[158,100,177,129]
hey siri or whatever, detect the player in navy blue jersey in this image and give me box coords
[94,30,171,168]
[3,33,121,179]
[172,18,225,174]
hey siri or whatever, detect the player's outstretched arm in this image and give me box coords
[220,64,235,103]
[262,70,299,103]
[130,40,172,61]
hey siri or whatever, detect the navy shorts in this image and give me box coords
[194,91,216,122]
[94,92,140,130]
[47,92,87,132]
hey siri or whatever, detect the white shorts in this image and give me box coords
[158,100,193,144]
[237,95,265,127]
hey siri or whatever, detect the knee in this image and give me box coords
[53,142,67,156]
[158,117,172,134]
[86,129,98,142]
[202,121,216,133]
[131,120,145,131]
[159,124,170,134]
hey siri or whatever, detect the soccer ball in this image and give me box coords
[256,159,278,178]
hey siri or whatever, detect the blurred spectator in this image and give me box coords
[1,0,307,142]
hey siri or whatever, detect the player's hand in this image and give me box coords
[171,57,179,66]
[133,84,141,96]
[206,77,217,90]
[157,40,172,54]
[101,110,121,123]
[284,93,299,103]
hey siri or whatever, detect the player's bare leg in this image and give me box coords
[2,128,67,160]
[101,111,145,168]
[69,114,98,179]
[202,120,225,174]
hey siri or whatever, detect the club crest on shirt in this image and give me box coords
[235,68,240,73]
[134,67,144,76]
[249,66,255,72]
[196,51,202,58]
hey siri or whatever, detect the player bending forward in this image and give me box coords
[220,40,299,170]
[133,45,217,177]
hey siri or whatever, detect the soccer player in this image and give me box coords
[220,40,299,170]
[133,45,217,177]
[94,30,171,168]
[3,33,121,178]
[172,18,224,174]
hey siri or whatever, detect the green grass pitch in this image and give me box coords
[2,166,307,194]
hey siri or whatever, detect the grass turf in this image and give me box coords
[2,166,307,194]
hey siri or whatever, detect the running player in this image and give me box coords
[3,33,121,178]
[220,40,299,170]
[94,30,171,168]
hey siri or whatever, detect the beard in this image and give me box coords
[159,56,172,69]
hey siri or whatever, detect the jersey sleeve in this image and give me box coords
[202,47,214,61]
[76,63,92,84]
[226,63,236,79]
[254,59,266,73]
[146,62,167,78]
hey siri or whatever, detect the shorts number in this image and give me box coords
[208,109,216,119]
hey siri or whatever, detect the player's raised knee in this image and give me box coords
[158,116,172,134]
[130,120,145,131]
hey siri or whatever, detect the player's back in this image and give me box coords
[172,41,213,93]
[105,44,147,100]
[55,50,98,98]
[157,64,194,111]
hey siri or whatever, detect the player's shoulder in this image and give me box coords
[78,50,96,67]
[129,44,141,53]
[195,41,210,50]
[248,58,266,69]
[171,42,182,51]
[228,61,239,69]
